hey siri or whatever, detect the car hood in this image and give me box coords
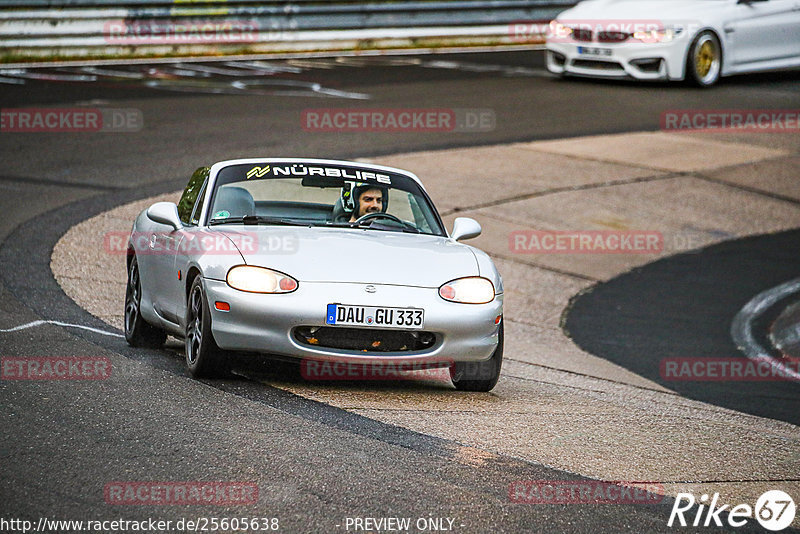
[215,226,480,287]
[559,0,725,23]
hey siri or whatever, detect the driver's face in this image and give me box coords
[355,188,383,218]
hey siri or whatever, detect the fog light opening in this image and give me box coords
[630,58,663,73]
[549,51,566,67]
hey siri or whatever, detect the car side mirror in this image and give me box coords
[451,217,482,241]
[146,202,183,231]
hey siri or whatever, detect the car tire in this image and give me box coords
[124,255,167,348]
[450,321,503,392]
[185,275,230,378]
[686,31,722,87]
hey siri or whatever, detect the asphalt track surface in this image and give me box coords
[1,50,799,533]
[565,228,800,426]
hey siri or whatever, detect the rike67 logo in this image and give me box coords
[668,490,796,531]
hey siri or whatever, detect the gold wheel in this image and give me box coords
[696,41,714,78]
[690,32,721,87]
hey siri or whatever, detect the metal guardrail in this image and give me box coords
[0,1,575,62]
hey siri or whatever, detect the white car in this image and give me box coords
[546,0,800,86]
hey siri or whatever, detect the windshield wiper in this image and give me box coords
[320,220,420,233]
[208,215,307,226]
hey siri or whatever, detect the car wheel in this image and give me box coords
[124,255,167,348]
[687,31,721,87]
[450,321,503,392]
[185,275,229,378]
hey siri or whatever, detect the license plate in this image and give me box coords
[326,304,424,330]
[578,46,612,57]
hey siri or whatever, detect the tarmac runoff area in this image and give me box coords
[52,131,800,520]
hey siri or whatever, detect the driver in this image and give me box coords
[345,182,389,222]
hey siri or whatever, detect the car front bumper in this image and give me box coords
[204,278,503,365]
[546,38,688,81]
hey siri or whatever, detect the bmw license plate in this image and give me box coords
[577,46,612,57]
[326,304,424,330]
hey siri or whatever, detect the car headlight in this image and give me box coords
[439,277,495,304]
[549,20,573,40]
[226,265,298,294]
[633,28,676,43]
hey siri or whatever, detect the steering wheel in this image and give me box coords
[353,212,419,232]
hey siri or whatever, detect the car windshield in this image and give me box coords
[205,161,446,236]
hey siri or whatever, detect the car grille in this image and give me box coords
[597,31,629,43]
[294,326,437,352]
[571,29,593,42]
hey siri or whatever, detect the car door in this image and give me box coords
[151,167,209,326]
[165,167,211,327]
[726,0,799,67]
[132,213,165,326]
[144,216,182,325]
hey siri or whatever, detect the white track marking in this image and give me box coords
[3,53,546,97]
[311,86,372,99]
[231,79,370,99]
[76,66,145,79]
[0,320,124,338]
[163,67,211,77]
[730,277,800,382]
[286,59,340,70]
[11,72,97,82]
[221,61,303,74]
[174,63,270,76]
[420,59,551,77]
[143,79,249,95]
[335,56,422,67]
[1,45,546,70]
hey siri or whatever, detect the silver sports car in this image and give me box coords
[124,158,504,391]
